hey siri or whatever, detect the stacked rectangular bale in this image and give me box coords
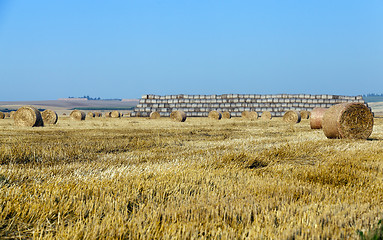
[131,94,366,117]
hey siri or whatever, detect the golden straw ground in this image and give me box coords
[1,116,383,239]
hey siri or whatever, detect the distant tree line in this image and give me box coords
[68,95,122,101]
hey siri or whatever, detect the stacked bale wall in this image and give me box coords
[131,94,367,117]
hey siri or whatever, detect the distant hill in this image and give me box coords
[0,99,139,115]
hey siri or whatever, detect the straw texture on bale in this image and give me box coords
[110,111,120,118]
[310,108,328,129]
[0,112,4,119]
[70,110,86,121]
[208,111,222,120]
[241,111,249,118]
[300,111,311,119]
[150,111,161,119]
[322,102,373,139]
[260,111,272,120]
[170,110,187,122]
[41,109,58,125]
[87,112,95,118]
[242,111,258,120]
[283,111,301,123]
[222,111,231,119]
[14,106,44,127]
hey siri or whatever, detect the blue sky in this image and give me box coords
[0,1,382,101]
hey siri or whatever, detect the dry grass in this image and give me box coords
[0,116,383,239]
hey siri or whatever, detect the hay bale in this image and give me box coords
[95,112,102,117]
[260,111,272,120]
[208,111,222,120]
[10,111,16,118]
[105,112,112,118]
[242,111,258,120]
[110,111,120,118]
[70,110,86,121]
[222,111,231,119]
[87,112,95,118]
[0,112,4,119]
[322,102,373,139]
[283,111,301,123]
[310,107,328,129]
[241,111,249,118]
[41,109,58,125]
[14,106,44,127]
[150,111,161,119]
[62,113,67,116]
[170,110,186,122]
[5,112,10,118]
[300,110,311,119]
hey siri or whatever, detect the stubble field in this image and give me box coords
[1,116,383,239]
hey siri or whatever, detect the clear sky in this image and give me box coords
[0,1,382,101]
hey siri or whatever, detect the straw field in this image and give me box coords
[0,116,383,239]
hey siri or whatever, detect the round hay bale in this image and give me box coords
[260,111,272,120]
[300,110,311,119]
[242,111,258,120]
[70,110,86,121]
[150,111,161,119]
[283,111,301,123]
[222,111,231,119]
[62,113,67,116]
[10,111,16,118]
[105,112,112,118]
[241,111,249,118]
[0,112,4,119]
[14,106,44,127]
[208,111,222,120]
[322,102,373,139]
[170,110,186,122]
[41,109,58,125]
[310,107,328,129]
[87,112,95,118]
[5,112,11,118]
[95,112,102,117]
[110,110,120,118]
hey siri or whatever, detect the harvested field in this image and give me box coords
[0,116,383,239]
